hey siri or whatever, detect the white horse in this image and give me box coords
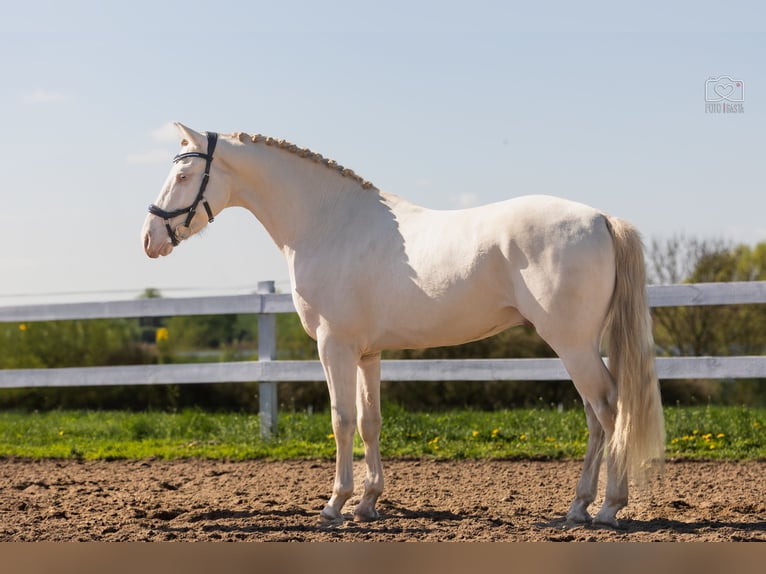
[142,124,665,527]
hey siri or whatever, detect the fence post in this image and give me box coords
[257,281,278,439]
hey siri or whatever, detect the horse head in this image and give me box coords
[142,123,230,258]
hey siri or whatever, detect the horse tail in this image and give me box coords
[603,215,665,484]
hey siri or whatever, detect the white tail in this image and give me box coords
[604,216,665,484]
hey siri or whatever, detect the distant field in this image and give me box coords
[0,406,763,460]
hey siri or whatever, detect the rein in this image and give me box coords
[148,131,218,246]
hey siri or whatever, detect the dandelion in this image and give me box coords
[519,434,527,441]
[716,433,725,439]
[19,323,27,332]
[671,438,680,444]
[155,327,169,343]
[326,433,334,440]
[491,428,500,438]
[471,430,480,438]
[58,430,64,437]
[709,444,716,450]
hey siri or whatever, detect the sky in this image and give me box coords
[1,1,764,305]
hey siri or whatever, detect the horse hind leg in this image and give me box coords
[566,401,605,524]
[558,347,628,528]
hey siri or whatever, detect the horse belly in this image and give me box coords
[368,267,526,351]
[292,275,523,352]
[378,303,525,350]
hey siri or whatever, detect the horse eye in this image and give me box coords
[176,173,187,182]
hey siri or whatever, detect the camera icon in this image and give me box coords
[705,76,745,102]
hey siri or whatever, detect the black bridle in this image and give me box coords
[148,131,218,246]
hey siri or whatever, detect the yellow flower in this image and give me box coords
[472,430,479,438]
[58,430,64,437]
[326,433,334,440]
[19,323,27,331]
[519,434,527,441]
[491,428,500,438]
[716,433,725,439]
[155,327,169,343]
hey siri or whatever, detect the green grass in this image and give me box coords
[0,405,763,461]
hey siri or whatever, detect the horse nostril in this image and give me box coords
[143,233,150,251]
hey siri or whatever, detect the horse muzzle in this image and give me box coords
[142,216,175,258]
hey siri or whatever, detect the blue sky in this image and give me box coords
[1,1,764,303]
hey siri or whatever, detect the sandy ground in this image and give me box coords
[0,458,764,542]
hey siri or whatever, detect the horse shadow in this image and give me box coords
[150,503,766,540]
[535,514,766,539]
[151,502,459,539]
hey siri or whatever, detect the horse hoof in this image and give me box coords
[592,513,620,529]
[565,508,591,525]
[353,507,380,523]
[318,508,344,526]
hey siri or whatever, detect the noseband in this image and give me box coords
[148,131,218,246]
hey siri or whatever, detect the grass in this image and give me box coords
[0,405,763,461]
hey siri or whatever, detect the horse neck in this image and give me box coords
[223,141,374,249]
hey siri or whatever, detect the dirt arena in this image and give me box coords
[0,458,763,542]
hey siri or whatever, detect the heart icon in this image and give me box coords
[714,83,735,98]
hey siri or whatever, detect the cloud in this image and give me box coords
[415,177,432,188]
[452,192,481,209]
[151,122,180,143]
[22,90,66,104]
[125,123,181,164]
[126,149,173,164]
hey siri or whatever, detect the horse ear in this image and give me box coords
[174,122,205,148]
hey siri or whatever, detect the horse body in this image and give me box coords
[288,191,614,355]
[142,124,664,528]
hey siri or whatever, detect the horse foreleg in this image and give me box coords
[566,401,605,524]
[317,337,359,524]
[354,353,383,522]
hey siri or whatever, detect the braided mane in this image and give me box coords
[233,131,376,190]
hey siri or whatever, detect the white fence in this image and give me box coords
[1,280,765,437]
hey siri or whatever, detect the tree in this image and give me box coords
[649,236,766,405]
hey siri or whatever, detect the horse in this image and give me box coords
[142,123,665,527]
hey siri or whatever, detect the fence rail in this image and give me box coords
[1,280,765,437]
[2,356,765,387]
[2,281,764,323]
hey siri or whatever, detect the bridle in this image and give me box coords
[148,131,218,246]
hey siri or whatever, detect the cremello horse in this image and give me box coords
[142,124,665,527]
